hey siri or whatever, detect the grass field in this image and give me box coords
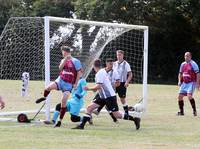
[0,80,200,149]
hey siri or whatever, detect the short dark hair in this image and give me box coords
[106,58,113,63]
[61,46,71,52]
[93,59,101,68]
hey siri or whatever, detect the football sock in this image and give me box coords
[123,113,134,121]
[109,112,118,122]
[189,98,196,112]
[178,100,184,114]
[52,111,59,123]
[44,90,50,97]
[123,105,129,115]
[97,105,104,113]
[59,107,66,120]
[80,114,90,127]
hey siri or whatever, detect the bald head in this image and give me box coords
[184,52,192,62]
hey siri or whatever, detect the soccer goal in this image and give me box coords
[0,16,148,121]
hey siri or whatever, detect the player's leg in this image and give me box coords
[52,103,61,124]
[92,94,102,115]
[94,105,104,115]
[68,99,83,122]
[54,79,73,127]
[105,106,118,123]
[187,82,197,116]
[72,103,100,129]
[73,97,105,129]
[36,81,58,102]
[177,94,184,115]
[70,114,82,122]
[116,82,129,115]
[54,91,70,127]
[106,96,140,130]
[177,83,187,115]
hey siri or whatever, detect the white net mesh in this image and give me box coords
[0,17,147,118]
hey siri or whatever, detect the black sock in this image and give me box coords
[123,105,129,115]
[109,112,117,122]
[97,105,104,113]
[80,115,90,127]
[178,100,184,114]
[189,98,196,112]
[123,113,134,121]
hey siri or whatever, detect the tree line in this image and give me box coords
[0,0,200,84]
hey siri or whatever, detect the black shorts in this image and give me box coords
[92,94,106,108]
[116,82,127,98]
[93,95,119,112]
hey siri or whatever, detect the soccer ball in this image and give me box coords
[133,103,144,112]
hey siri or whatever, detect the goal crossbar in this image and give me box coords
[47,16,148,30]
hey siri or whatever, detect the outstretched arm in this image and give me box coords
[84,84,102,92]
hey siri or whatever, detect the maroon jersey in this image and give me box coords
[180,61,198,83]
[60,59,77,84]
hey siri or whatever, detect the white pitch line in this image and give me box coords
[0,123,36,128]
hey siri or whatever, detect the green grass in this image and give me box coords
[0,80,200,149]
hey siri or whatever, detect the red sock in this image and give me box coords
[43,90,50,97]
[59,107,66,120]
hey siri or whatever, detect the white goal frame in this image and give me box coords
[44,16,148,121]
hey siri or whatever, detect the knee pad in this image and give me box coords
[70,114,80,122]
[55,103,61,111]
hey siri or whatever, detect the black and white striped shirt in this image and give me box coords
[113,60,131,82]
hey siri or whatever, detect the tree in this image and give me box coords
[73,0,200,83]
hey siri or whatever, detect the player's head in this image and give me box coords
[106,58,113,70]
[116,50,124,61]
[184,52,192,62]
[93,59,101,72]
[61,46,71,57]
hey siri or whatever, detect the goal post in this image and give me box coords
[0,16,148,121]
[44,16,149,120]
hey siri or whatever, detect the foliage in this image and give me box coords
[1,0,200,83]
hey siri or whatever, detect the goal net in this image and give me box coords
[0,16,148,121]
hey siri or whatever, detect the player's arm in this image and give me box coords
[196,73,200,88]
[75,80,87,99]
[178,72,182,86]
[73,59,83,89]
[178,63,183,86]
[113,70,120,87]
[125,62,132,87]
[74,70,82,89]
[126,71,133,84]
[79,80,87,98]
[115,80,120,87]
[59,58,67,71]
[192,62,200,88]
[84,84,102,92]
[85,70,103,92]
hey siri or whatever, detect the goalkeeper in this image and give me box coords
[45,76,87,124]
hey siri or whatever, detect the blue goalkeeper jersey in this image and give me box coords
[71,77,87,101]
